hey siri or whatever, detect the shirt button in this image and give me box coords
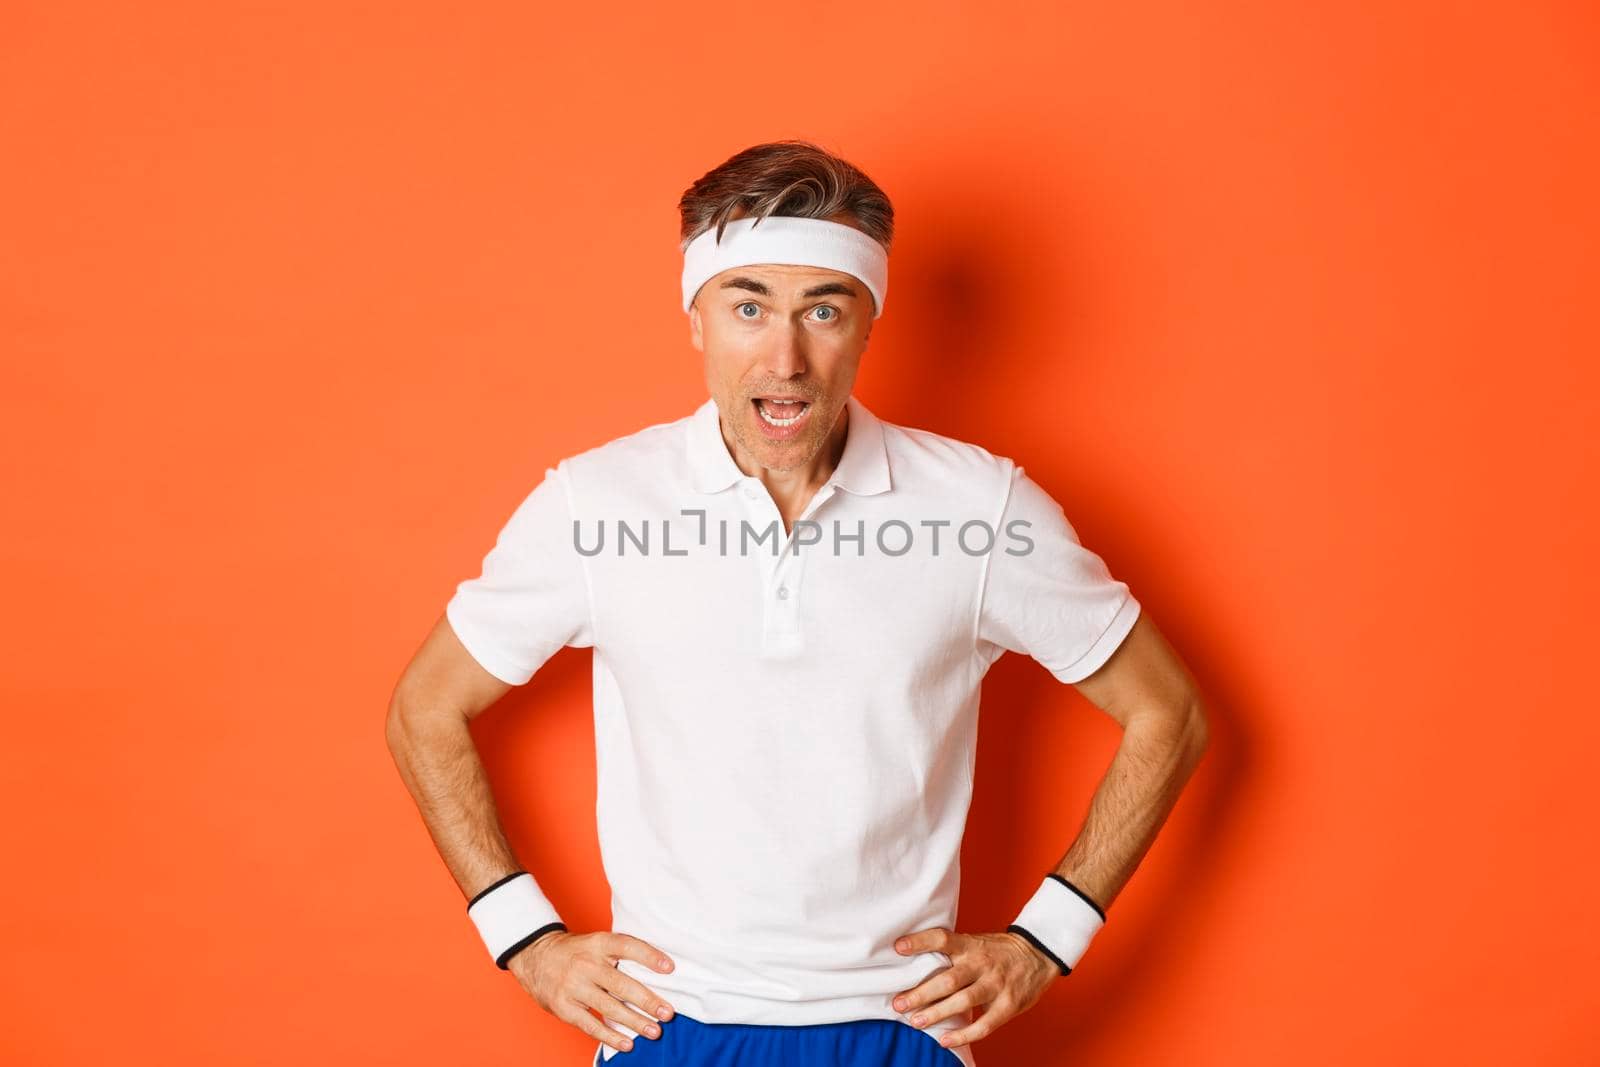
[776,584,789,600]
[743,483,761,499]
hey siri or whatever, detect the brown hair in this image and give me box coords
[677,139,894,254]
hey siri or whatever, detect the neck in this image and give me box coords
[724,401,849,513]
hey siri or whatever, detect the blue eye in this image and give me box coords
[814,306,836,321]
[737,303,759,318]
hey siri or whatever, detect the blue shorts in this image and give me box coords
[593,1013,965,1066]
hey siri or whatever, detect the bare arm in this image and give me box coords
[894,608,1210,1051]
[1052,608,1211,911]
[385,614,678,1055]
[384,613,522,901]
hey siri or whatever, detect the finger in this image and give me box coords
[894,927,952,955]
[892,964,968,1014]
[936,1001,1013,1050]
[592,962,677,1030]
[908,979,988,1031]
[612,932,676,973]
[576,979,664,1045]
[553,1000,638,1055]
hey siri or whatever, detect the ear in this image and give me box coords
[689,302,704,352]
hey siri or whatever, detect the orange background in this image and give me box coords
[3,2,1596,1064]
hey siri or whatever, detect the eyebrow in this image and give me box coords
[718,276,860,301]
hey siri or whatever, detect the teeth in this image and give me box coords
[757,399,808,427]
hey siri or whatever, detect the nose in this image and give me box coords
[764,324,807,379]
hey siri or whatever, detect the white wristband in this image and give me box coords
[466,871,566,970]
[1007,874,1106,976]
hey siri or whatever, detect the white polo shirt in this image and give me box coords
[445,393,1141,1066]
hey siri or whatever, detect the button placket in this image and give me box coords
[739,479,784,592]
[753,482,836,657]
[770,539,807,632]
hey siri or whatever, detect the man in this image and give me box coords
[386,140,1210,1066]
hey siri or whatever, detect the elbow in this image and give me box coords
[385,682,468,756]
[385,692,413,757]
[385,684,433,757]
[1181,697,1211,765]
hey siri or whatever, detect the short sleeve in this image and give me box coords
[976,464,1141,684]
[445,463,596,686]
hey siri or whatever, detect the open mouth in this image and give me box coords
[752,396,811,429]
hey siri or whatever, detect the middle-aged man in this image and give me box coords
[387,139,1210,1067]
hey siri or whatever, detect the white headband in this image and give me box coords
[681,215,889,319]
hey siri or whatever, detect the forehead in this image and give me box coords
[707,263,861,297]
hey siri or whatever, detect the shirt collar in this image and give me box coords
[686,393,892,496]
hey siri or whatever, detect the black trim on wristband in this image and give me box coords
[495,922,567,970]
[468,869,529,909]
[1047,873,1107,922]
[1007,923,1071,976]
